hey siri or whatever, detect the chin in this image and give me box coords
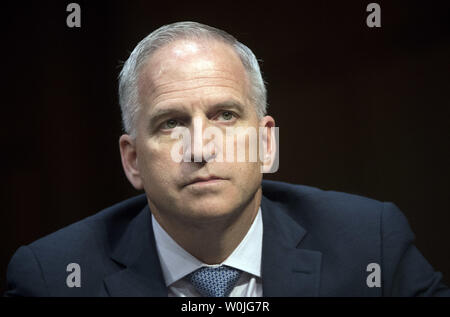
[181,198,240,221]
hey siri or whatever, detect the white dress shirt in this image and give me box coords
[152,207,263,297]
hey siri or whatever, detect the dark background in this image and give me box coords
[2,0,449,293]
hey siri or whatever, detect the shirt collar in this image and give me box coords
[152,207,263,286]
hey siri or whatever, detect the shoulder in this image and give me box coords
[5,194,147,296]
[261,179,404,246]
[28,193,148,252]
[262,179,386,221]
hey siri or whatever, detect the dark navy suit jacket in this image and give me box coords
[5,180,450,296]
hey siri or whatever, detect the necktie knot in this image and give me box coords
[187,265,242,297]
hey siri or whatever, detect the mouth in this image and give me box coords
[184,176,227,187]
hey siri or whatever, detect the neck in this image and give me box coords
[151,187,262,265]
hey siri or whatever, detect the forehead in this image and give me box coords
[137,39,250,111]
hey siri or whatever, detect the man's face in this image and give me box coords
[123,39,270,223]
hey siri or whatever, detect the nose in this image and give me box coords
[189,116,219,163]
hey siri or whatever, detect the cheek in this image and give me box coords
[227,161,262,190]
[137,147,180,200]
[241,162,262,181]
[229,162,262,204]
[137,141,176,178]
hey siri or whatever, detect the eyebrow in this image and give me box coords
[148,100,246,126]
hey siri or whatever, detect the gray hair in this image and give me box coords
[118,21,267,138]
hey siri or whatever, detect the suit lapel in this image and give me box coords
[104,205,167,297]
[261,195,322,296]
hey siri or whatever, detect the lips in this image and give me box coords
[185,175,225,186]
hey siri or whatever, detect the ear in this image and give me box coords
[119,134,144,190]
[259,116,279,174]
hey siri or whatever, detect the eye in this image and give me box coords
[218,111,235,121]
[162,119,179,129]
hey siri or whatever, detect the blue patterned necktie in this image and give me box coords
[187,265,242,297]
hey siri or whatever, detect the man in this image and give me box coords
[5,21,449,297]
